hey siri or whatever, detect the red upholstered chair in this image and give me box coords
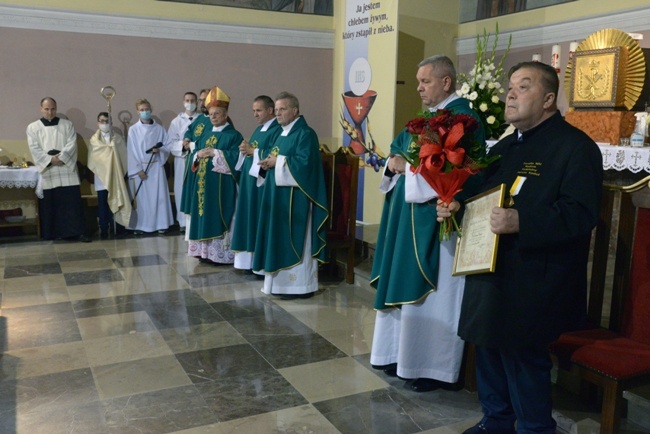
[569,206,650,434]
[320,145,360,283]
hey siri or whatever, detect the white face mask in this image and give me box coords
[99,123,111,133]
[184,102,197,112]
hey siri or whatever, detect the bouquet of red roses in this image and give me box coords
[401,109,498,241]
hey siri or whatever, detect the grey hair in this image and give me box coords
[275,91,299,111]
[418,55,457,88]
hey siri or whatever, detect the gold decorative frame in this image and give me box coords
[569,47,627,108]
[564,28,646,110]
[452,184,506,276]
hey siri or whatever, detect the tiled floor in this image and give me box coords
[0,235,645,433]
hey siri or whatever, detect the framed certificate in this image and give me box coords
[452,184,506,276]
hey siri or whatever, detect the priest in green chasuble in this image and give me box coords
[180,88,211,242]
[231,95,282,271]
[252,92,328,300]
[186,87,243,264]
[369,56,486,392]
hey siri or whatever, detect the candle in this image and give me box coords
[532,54,541,62]
[569,42,578,60]
[551,44,561,73]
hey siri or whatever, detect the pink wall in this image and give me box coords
[1,27,333,143]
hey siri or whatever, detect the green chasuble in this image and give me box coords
[252,116,329,273]
[231,118,282,253]
[371,98,485,310]
[180,114,211,216]
[187,123,243,241]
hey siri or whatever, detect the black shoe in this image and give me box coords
[407,378,443,393]
[462,422,515,434]
[462,423,488,434]
[371,363,398,377]
[100,231,109,240]
[278,292,314,300]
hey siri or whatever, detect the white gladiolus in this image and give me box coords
[479,103,488,112]
[487,115,496,125]
[469,91,478,101]
[469,102,473,109]
[488,82,496,90]
[494,82,501,89]
[461,83,471,94]
[499,88,505,94]
[492,95,500,104]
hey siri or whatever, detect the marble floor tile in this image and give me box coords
[190,281,265,303]
[0,273,67,292]
[1,317,82,351]
[160,322,247,354]
[102,384,219,433]
[1,341,89,380]
[171,404,340,434]
[83,329,173,367]
[57,249,110,262]
[195,370,308,422]
[146,302,225,330]
[228,310,315,338]
[279,357,389,403]
[53,241,103,253]
[92,354,191,400]
[76,310,156,339]
[6,401,108,434]
[4,253,59,267]
[59,258,117,273]
[319,324,374,356]
[175,344,275,384]
[0,368,99,417]
[3,262,62,279]
[64,268,124,286]
[313,387,482,434]
[209,296,285,321]
[113,254,168,268]
[187,269,260,288]
[2,301,75,326]
[0,286,69,308]
[66,278,148,301]
[3,242,56,257]
[246,332,347,369]
[137,264,191,291]
[72,294,146,319]
[138,288,211,309]
[288,305,377,334]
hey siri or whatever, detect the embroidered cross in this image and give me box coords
[356,103,363,116]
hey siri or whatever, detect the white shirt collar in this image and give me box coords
[429,93,460,111]
[212,122,229,132]
[280,116,300,136]
[260,118,275,132]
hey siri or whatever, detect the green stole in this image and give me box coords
[252,116,329,273]
[187,123,242,241]
[231,119,282,252]
[180,114,211,215]
[371,98,486,309]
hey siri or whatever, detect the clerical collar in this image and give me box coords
[184,111,196,121]
[212,122,229,132]
[40,117,60,126]
[280,116,300,136]
[516,111,560,142]
[260,118,275,132]
[429,93,459,111]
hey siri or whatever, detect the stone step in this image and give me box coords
[624,384,650,431]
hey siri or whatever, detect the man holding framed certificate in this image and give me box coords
[441,62,603,434]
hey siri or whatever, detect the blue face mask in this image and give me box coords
[139,110,152,120]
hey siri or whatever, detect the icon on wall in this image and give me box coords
[341,57,387,172]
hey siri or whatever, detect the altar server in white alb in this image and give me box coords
[26,97,90,242]
[127,98,173,234]
[166,91,198,232]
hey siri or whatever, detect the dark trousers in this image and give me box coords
[475,345,556,434]
[39,185,85,240]
[97,189,113,234]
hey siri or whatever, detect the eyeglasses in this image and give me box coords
[98,120,110,124]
